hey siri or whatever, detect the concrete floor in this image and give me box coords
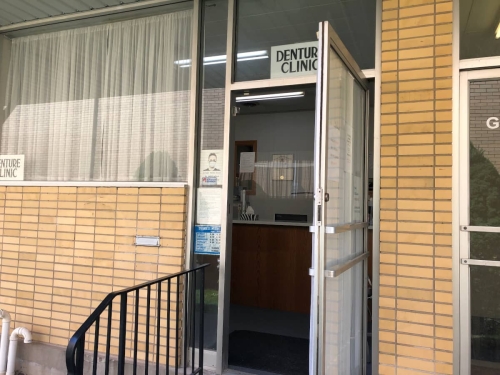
[229,304,310,339]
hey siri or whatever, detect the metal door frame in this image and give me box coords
[310,21,370,375]
[216,1,328,373]
[459,67,500,374]
[215,2,377,372]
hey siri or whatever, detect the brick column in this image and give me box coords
[379,0,453,373]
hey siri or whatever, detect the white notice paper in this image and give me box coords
[197,188,222,225]
[239,152,255,173]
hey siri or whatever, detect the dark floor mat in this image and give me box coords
[228,330,309,375]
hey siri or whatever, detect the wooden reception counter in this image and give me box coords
[230,221,313,315]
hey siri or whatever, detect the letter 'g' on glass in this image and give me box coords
[487,117,500,129]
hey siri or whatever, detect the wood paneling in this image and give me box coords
[230,224,312,314]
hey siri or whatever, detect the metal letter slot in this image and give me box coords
[135,236,160,247]
[325,252,369,278]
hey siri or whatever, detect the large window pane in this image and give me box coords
[234,0,375,82]
[0,9,192,182]
[461,1,500,60]
[469,79,500,231]
[470,265,500,374]
[193,0,229,351]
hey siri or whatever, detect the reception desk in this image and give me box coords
[230,221,312,314]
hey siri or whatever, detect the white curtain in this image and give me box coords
[1,10,192,181]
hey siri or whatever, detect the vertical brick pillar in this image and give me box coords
[379,0,453,373]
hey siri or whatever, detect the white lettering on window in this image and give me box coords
[487,117,500,129]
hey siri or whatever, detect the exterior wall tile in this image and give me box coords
[0,186,187,365]
[379,0,453,373]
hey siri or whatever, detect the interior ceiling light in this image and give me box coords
[235,91,305,102]
[175,50,268,67]
[496,23,500,39]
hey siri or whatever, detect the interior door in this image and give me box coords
[310,22,369,375]
[459,68,500,375]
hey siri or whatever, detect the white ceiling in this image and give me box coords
[0,0,149,27]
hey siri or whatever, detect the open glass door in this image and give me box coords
[310,22,369,375]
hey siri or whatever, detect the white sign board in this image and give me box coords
[0,155,24,181]
[239,152,255,173]
[194,225,221,255]
[200,149,223,186]
[196,188,222,225]
[271,41,318,79]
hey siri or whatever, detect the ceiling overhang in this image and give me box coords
[0,0,188,35]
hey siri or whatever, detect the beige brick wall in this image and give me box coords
[379,0,453,373]
[0,186,187,365]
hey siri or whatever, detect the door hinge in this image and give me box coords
[324,192,329,202]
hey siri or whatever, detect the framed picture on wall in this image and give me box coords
[272,154,294,181]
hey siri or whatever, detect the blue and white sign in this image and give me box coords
[194,225,221,255]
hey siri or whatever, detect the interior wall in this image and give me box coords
[0,35,12,127]
[234,110,315,222]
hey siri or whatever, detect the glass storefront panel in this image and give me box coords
[0,7,193,182]
[234,0,376,82]
[461,0,500,60]
[192,0,228,350]
[469,78,500,239]
[0,9,193,182]
[470,265,500,374]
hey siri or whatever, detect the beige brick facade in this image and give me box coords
[379,0,453,373]
[0,186,187,364]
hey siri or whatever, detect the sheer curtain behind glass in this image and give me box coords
[324,47,365,375]
[1,10,192,181]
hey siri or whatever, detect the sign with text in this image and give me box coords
[0,155,24,181]
[194,225,221,255]
[271,41,318,79]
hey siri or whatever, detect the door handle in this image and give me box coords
[325,222,368,234]
[325,252,369,278]
[461,258,500,267]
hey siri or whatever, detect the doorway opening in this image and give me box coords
[227,84,316,375]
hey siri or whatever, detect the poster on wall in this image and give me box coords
[272,154,294,181]
[0,155,24,181]
[196,187,222,225]
[194,225,221,255]
[239,152,255,174]
[200,149,223,186]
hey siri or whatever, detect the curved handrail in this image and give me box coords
[66,264,209,374]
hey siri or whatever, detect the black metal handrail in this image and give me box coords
[66,264,209,375]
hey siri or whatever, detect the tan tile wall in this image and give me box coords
[0,186,187,365]
[379,0,453,373]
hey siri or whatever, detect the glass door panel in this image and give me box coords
[470,264,500,374]
[460,69,500,375]
[311,21,368,375]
